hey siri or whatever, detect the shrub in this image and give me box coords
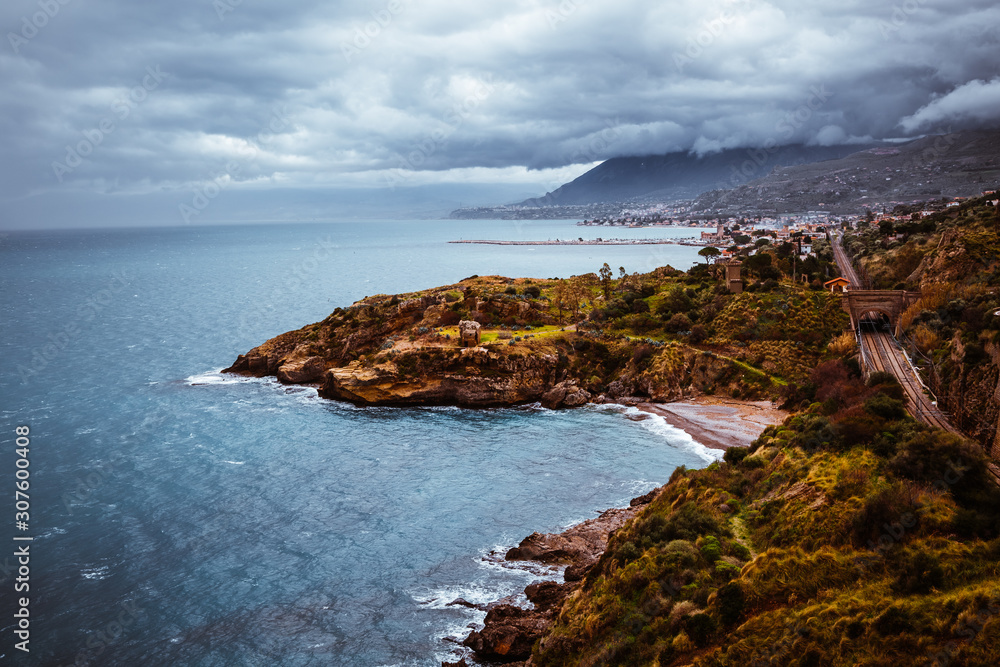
[912,324,940,355]
[616,540,642,565]
[786,414,838,453]
[723,447,748,465]
[827,332,857,357]
[835,412,883,448]
[699,536,722,563]
[872,604,914,635]
[604,298,630,320]
[632,344,655,365]
[684,612,718,646]
[849,481,918,547]
[523,285,541,298]
[964,342,986,365]
[664,503,729,541]
[864,394,907,420]
[631,298,650,314]
[657,285,692,316]
[666,312,693,333]
[716,581,745,625]
[504,286,518,295]
[894,549,944,594]
[621,313,659,333]
[888,431,982,490]
[811,360,863,407]
[866,371,897,387]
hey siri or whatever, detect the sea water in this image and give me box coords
[0,220,717,666]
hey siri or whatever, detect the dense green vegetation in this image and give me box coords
[533,365,1000,666]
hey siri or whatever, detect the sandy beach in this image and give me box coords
[640,396,788,450]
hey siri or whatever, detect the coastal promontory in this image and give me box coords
[225,262,849,411]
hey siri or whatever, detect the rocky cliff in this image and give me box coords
[318,346,560,407]
[223,274,827,408]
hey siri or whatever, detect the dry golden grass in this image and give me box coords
[827,332,857,357]
[899,282,991,331]
[911,324,941,356]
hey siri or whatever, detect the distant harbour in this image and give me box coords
[449,238,706,246]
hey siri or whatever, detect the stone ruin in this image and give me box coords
[725,258,743,294]
[458,320,481,347]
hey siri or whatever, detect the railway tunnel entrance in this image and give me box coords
[842,290,921,337]
[857,311,892,333]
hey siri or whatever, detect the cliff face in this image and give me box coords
[318,346,559,406]
[932,337,1000,461]
[226,321,774,409]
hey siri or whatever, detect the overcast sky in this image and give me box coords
[1,0,998,228]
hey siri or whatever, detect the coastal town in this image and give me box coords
[452,193,999,282]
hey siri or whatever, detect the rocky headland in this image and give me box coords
[223,272,843,411]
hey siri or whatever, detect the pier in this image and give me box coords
[448,238,703,246]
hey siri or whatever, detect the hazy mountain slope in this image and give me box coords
[518,144,876,207]
[692,130,1000,215]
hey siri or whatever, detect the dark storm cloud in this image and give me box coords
[1,0,998,225]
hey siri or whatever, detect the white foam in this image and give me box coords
[185,369,254,386]
[222,460,245,465]
[36,526,67,540]
[622,405,724,463]
[413,582,501,611]
[81,565,109,580]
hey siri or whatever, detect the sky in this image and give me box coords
[1,0,999,229]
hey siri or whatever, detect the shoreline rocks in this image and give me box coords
[317,348,561,407]
[457,490,659,665]
[540,380,591,409]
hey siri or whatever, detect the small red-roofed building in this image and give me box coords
[824,277,851,293]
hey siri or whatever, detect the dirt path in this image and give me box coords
[730,515,758,560]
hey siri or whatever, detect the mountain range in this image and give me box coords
[452,129,1000,219]
[690,129,1000,214]
[517,143,872,207]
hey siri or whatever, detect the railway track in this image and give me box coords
[831,232,861,288]
[860,330,955,432]
[834,233,1000,485]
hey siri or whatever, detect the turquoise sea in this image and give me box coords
[0,220,717,666]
